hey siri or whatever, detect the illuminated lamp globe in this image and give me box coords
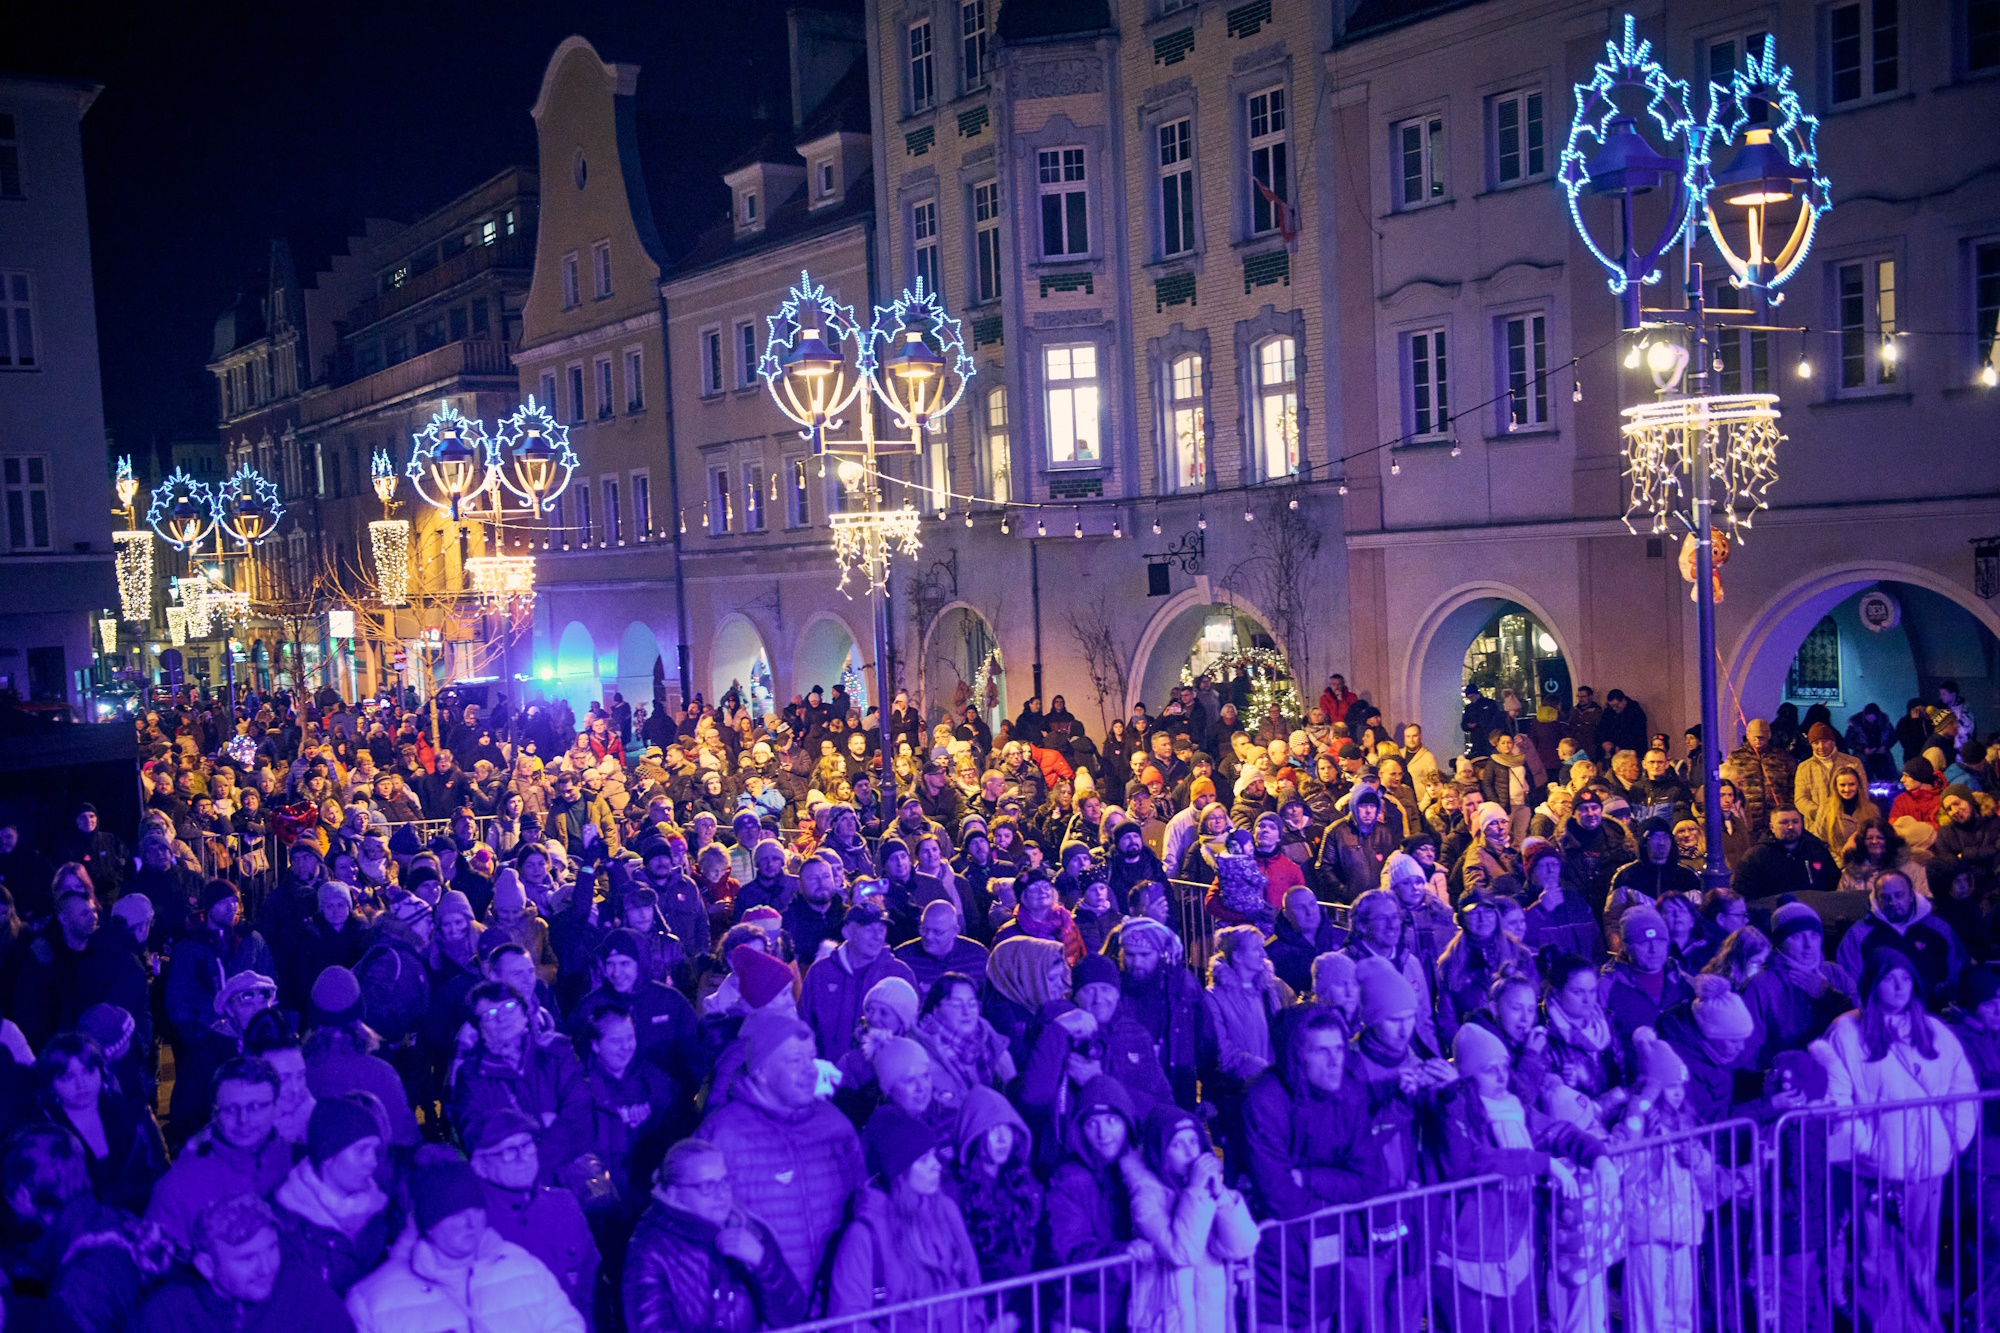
[1712,129,1808,207]
[427,425,483,501]
[162,495,208,547]
[1585,116,1681,197]
[509,424,558,501]
[1647,340,1681,376]
[836,459,866,487]
[783,328,844,381]
[888,330,945,388]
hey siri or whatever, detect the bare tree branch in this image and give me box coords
[1221,484,1321,697]
[1063,590,1131,734]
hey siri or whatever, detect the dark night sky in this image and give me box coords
[13,1,804,451]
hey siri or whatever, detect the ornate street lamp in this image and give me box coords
[216,466,285,546]
[146,469,217,551]
[492,395,576,514]
[406,401,495,520]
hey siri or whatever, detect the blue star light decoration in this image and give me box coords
[760,271,872,452]
[146,468,217,550]
[492,394,578,513]
[216,465,285,545]
[867,276,977,435]
[406,400,495,516]
[1700,34,1831,299]
[1559,15,1704,312]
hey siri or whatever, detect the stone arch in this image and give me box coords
[614,621,668,709]
[711,613,773,715]
[1724,561,2000,739]
[553,620,601,717]
[793,612,867,713]
[1124,576,1280,719]
[1400,583,1579,763]
[921,602,1005,729]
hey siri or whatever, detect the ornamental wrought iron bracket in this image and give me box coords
[1145,530,1206,575]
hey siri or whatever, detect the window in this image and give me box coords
[470,299,490,337]
[4,456,49,550]
[1836,257,1899,389]
[817,160,836,198]
[786,456,811,527]
[984,389,1011,502]
[961,0,989,90]
[912,201,941,297]
[504,209,517,236]
[0,272,34,368]
[1706,32,1771,124]
[1255,339,1299,479]
[1501,313,1550,429]
[602,477,621,544]
[1038,148,1089,257]
[595,357,613,419]
[1159,119,1195,257]
[625,349,645,411]
[1976,241,2000,377]
[1829,1,1900,105]
[1491,90,1545,185]
[1786,616,1843,703]
[1972,0,2000,71]
[1396,114,1446,208]
[738,322,758,389]
[632,471,651,536]
[0,114,21,199]
[910,20,936,111]
[1708,282,1769,394]
[1168,354,1206,490]
[574,480,594,546]
[481,219,498,246]
[561,252,580,309]
[1043,344,1100,466]
[568,365,586,423]
[973,181,1003,303]
[1249,89,1289,236]
[743,462,767,532]
[592,241,612,299]
[701,328,723,396]
[708,468,733,535]
[1406,328,1450,437]
[539,370,558,412]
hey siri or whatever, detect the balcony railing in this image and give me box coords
[302,339,516,426]
[341,231,534,332]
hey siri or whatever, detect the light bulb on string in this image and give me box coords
[1624,343,1643,370]
[1244,506,1254,522]
[1073,507,1083,539]
[1338,482,1348,496]
[964,511,973,528]
[1390,458,1401,476]
[1572,362,1582,402]
[1880,335,1898,366]
[1197,513,1207,531]
[1112,516,1122,538]
[1000,510,1011,535]
[1288,497,1298,511]
[1151,514,1161,535]
[1036,515,1046,537]
[1796,348,1813,378]
[679,509,687,534]
[1449,440,1461,458]
[1982,363,1998,388]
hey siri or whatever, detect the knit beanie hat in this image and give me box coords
[1355,955,1417,1027]
[466,1107,539,1153]
[200,879,239,913]
[739,1012,813,1074]
[391,894,432,929]
[1769,900,1824,947]
[307,1096,381,1167]
[730,945,796,1010]
[1312,950,1356,995]
[1072,952,1121,993]
[1807,722,1838,744]
[388,824,422,857]
[865,976,920,1033]
[318,881,354,913]
[872,1035,930,1090]
[1636,1031,1688,1090]
[309,965,364,1028]
[1472,802,1509,833]
[1620,903,1668,951]
[1690,974,1756,1043]
[214,970,276,1017]
[1451,1021,1509,1078]
[1904,756,1936,785]
[413,1159,488,1233]
[598,928,646,965]
[78,1003,134,1058]
[1860,945,1918,1002]
[864,1106,937,1185]
[1944,783,1978,810]
[1190,777,1217,807]
[437,889,474,926]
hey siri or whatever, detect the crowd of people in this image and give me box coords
[0,664,1994,1332]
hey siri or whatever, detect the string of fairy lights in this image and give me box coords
[493,316,1993,553]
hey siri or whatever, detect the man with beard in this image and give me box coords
[1834,868,1968,1009]
[1732,808,1837,900]
[1556,789,1634,908]
[1102,821,1163,914]
[1114,916,1214,1111]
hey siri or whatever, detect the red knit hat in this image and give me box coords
[731,944,796,1010]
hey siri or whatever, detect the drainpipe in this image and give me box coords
[1031,540,1043,702]
[658,287,694,707]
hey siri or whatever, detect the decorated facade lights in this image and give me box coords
[369,448,411,606]
[165,604,188,647]
[760,270,976,790]
[1567,16,1828,889]
[98,618,118,655]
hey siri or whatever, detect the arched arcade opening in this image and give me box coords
[711,615,774,718]
[614,621,670,712]
[795,615,867,715]
[924,605,1004,731]
[1407,590,1574,764]
[553,621,601,718]
[1127,593,1285,725]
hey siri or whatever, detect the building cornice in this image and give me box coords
[512,308,662,365]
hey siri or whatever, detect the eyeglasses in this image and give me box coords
[216,1098,276,1118]
[671,1175,731,1197]
[476,999,523,1022]
[477,1139,537,1164]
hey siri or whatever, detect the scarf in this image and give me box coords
[918,1011,1005,1095]
[1482,1092,1534,1149]
[987,936,1065,1011]
[274,1159,387,1240]
[1545,997,1611,1053]
[1770,947,1830,999]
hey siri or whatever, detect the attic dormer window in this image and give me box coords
[742,191,759,225]
[817,161,835,198]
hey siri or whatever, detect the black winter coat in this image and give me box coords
[621,1201,804,1333]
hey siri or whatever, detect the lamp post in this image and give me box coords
[760,273,974,799]
[1565,20,1826,888]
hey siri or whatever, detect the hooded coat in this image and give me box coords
[1833,883,1968,1008]
[1041,1075,1138,1328]
[1121,1105,1261,1333]
[1815,1007,1977,1181]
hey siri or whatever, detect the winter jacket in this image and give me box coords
[1937,811,2000,871]
[4,1193,176,1333]
[1655,1004,1765,1125]
[75,917,157,1068]
[1834,888,1969,1009]
[345,1229,585,1333]
[1816,1008,1977,1181]
[1316,817,1398,903]
[1041,1079,1138,1326]
[1556,818,1636,908]
[1521,890,1606,967]
[1018,1000,1173,1167]
[1743,961,1857,1061]
[450,1036,593,1182]
[480,1178,599,1321]
[585,1056,681,1199]
[1725,742,1797,833]
[1731,832,1838,900]
[1119,963,1217,1111]
[800,945,919,1064]
[1427,1083,1604,1268]
[163,924,276,1045]
[696,1082,866,1293]
[892,935,991,1004]
[621,1201,805,1333]
[1459,840,1525,899]
[273,1159,393,1296]
[827,1185,985,1329]
[1793,753,1866,838]
[134,1260,354,1333]
[950,1086,1044,1282]
[1600,962,1693,1068]
[1122,1148,1260,1333]
[1265,912,1344,996]
[145,1131,294,1253]
[42,1090,169,1216]
[569,980,700,1088]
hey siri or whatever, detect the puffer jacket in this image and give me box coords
[1426,1082,1604,1266]
[345,1229,585,1333]
[1726,741,1797,834]
[621,1201,804,1333]
[799,944,919,1064]
[1816,1008,1977,1181]
[697,1082,866,1293]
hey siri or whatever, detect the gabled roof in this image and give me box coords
[722,128,806,177]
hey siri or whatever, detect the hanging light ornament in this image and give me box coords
[1619,393,1783,538]
[165,604,188,647]
[174,578,216,638]
[828,508,923,597]
[113,529,154,621]
[369,520,411,605]
[216,466,285,545]
[146,470,218,551]
[98,618,118,655]
[466,554,537,606]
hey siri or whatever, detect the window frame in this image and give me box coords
[981,386,1011,503]
[911,197,942,298]
[1253,337,1301,481]
[742,461,767,533]
[1965,0,2000,76]
[1705,281,1771,396]
[1247,86,1290,238]
[591,241,612,300]
[699,326,724,397]
[736,320,759,390]
[2,454,51,552]
[560,252,580,309]
[573,476,594,547]
[1403,325,1452,439]
[1393,112,1448,211]
[1488,88,1547,189]
[909,18,937,113]
[1703,30,1773,125]
[972,179,1003,304]
[0,270,36,370]
[816,159,837,199]
[1972,236,2000,381]
[960,0,990,93]
[0,112,21,200]
[1041,341,1103,469]
[1825,0,1902,108]
[1037,147,1090,259]
[1159,116,1197,259]
[1496,309,1553,432]
[1167,351,1208,492]
[624,347,645,412]
[784,454,811,528]
[539,370,558,413]
[566,363,587,425]
[1830,253,1902,393]
[601,475,622,545]
[631,469,652,537]
[708,467,733,536]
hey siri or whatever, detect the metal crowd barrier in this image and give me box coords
[770,1248,1140,1333]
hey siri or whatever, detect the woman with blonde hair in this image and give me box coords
[1814,764,1879,852]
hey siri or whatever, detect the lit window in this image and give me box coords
[909,20,936,111]
[1249,89,1289,235]
[974,181,1003,303]
[1836,257,1898,390]
[561,253,580,309]
[701,329,723,396]
[1976,241,2000,379]
[1396,114,1446,208]
[743,462,766,532]
[1159,119,1195,257]
[0,272,36,369]
[913,200,941,298]
[786,456,810,527]
[632,471,651,535]
[1828,1,1899,105]
[1044,344,1100,466]
[481,219,498,246]
[984,389,1010,502]
[741,192,758,226]
[1038,148,1089,257]
[961,0,989,90]
[3,455,50,551]
[1490,90,1545,185]
[1501,313,1550,428]
[1166,354,1206,491]
[602,477,621,544]
[1406,328,1450,437]
[709,469,733,535]
[817,160,836,197]
[1256,339,1299,479]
